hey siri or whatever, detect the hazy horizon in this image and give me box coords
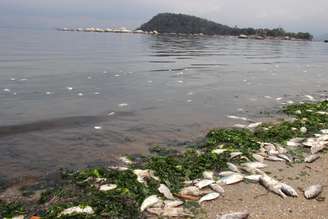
[0,0,327,36]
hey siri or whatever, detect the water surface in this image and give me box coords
[1,28,328,180]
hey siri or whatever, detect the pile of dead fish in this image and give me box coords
[287,129,328,159]
[136,130,327,218]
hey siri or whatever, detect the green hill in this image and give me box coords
[139,13,313,40]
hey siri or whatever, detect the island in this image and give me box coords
[139,13,313,40]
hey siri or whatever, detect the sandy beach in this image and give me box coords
[204,154,328,219]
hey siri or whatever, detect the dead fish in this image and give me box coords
[162,207,193,217]
[305,95,315,101]
[227,115,249,121]
[195,179,215,189]
[277,154,292,162]
[164,200,184,208]
[240,166,265,175]
[304,154,320,163]
[320,129,328,134]
[99,184,117,191]
[244,175,262,183]
[247,122,262,129]
[311,144,326,154]
[199,192,220,204]
[180,186,202,196]
[158,184,175,200]
[133,169,159,184]
[302,138,317,147]
[227,162,240,173]
[147,207,193,217]
[119,156,133,164]
[275,145,288,154]
[252,154,265,162]
[317,111,328,115]
[140,195,160,212]
[242,162,267,169]
[287,138,304,147]
[209,183,225,194]
[300,127,307,133]
[218,212,249,219]
[259,175,286,198]
[280,183,298,197]
[259,175,297,198]
[212,149,228,155]
[263,143,276,152]
[219,173,244,185]
[10,216,25,219]
[234,124,247,128]
[219,171,236,177]
[304,184,322,199]
[108,165,128,171]
[59,206,94,216]
[203,171,215,180]
[267,149,279,156]
[265,155,285,162]
[230,152,243,159]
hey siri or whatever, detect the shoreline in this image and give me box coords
[1,98,328,218]
[56,28,312,41]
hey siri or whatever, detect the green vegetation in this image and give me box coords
[0,201,25,218]
[2,100,328,218]
[139,13,313,40]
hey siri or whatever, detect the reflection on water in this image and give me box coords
[0,28,328,180]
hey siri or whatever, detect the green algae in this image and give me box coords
[0,201,25,218]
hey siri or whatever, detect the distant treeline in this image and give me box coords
[139,13,313,40]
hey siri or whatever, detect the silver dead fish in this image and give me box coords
[209,183,225,194]
[219,173,244,185]
[199,192,220,204]
[304,184,322,199]
[218,212,249,219]
[227,162,240,173]
[304,154,320,163]
[203,171,215,180]
[140,195,160,212]
[195,179,215,189]
[244,175,262,183]
[158,184,175,200]
[259,175,298,198]
[164,200,184,208]
[180,186,202,196]
[147,207,193,217]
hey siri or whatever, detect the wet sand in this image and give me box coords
[204,154,328,219]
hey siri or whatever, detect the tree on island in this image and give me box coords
[139,13,313,40]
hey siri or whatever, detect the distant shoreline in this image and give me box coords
[56,27,313,42]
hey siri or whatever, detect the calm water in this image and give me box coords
[1,28,328,180]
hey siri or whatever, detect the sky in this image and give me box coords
[0,0,327,36]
